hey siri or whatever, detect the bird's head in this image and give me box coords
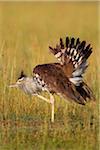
[9,71,27,88]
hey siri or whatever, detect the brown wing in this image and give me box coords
[33,63,87,105]
[49,37,74,77]
[49,37,94,101]
[49,36,92,86]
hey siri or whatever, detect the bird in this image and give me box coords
[9,36,95,122]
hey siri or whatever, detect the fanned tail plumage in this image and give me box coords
[49,36,92,74]
[49,36,95,103]
[75,82,95,102]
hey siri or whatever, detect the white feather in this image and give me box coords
[72,68,83,77]
[69,77,82,86]
[69,56,72,59]
[62,48,66,53]
[67,47,70,52]
[78,56,82,62]
[73,61,76,65]
[70,48,74,54]
[55,52,62,58]
[75,63,78,68]
[74,50,77,56]
[73,62,88,77]
[75,54,79,60]
[72,57,75,61]
[35,74,39,78]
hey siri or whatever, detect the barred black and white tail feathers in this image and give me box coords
[49,36,92,86]
[49,37,92,68]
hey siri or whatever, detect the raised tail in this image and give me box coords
[75,82,95,102]
[49,36,95,104]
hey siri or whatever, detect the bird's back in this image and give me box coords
[49,36,95,103]
[33,63,87,105]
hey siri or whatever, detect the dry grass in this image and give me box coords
[0,2,99,150]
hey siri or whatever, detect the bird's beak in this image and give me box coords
[9,83,18,88]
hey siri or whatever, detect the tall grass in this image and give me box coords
[0,2,99,150]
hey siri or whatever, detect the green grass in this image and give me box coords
[0,2,99,150]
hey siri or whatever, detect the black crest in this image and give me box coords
[18,70,27,80]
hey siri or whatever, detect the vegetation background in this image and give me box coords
[0,2,99,150]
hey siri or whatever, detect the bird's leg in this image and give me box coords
[30,94,51,111]
[36,94,55,123]
[36,94,51,103]
[50,94,55,123]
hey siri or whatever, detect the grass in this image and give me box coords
[0,1,99,150]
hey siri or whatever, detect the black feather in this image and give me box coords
[70,37,75,48]
[75,38,80,48]
[60,38,64,49]
[85,44,91,51]
[84,48,92,59]
[49,46,57,55]
[76,83,90,101]
[18,71,27,80]
[77,42,83,51]
[81,41,86,50]
[66,36,69,48]
[82,44,91,55]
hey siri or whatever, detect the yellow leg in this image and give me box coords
[30,94,50,110]
[36,95,50,103]
[36,94,55,123]
[50,94,54,123]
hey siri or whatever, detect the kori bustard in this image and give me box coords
[9,36,95,122]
